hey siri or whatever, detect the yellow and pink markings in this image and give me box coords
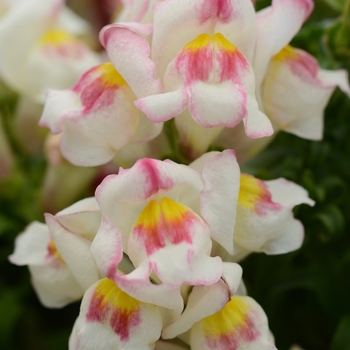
[239,174,281,215]
[86,278,141,341]
[200,296,259,349]
[273,45,320,83]
[132,197,196,256]
[175,33,249,85]
[39,29,86,59]
[72,62,128,110]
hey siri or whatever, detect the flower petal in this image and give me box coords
[113,268,184,311]
[152,0,256,77]
[262,46,349,140]
[221,262,243,296]
[254,0,314,86]
[234,174,314,255]
[9,221,84,308]
[117,0,159,23]
[194,150,240,255]
[175,110,224,160]
[101,23,163,98]
[190,295,276,349]
[8,222,52,266]
[127,197,222,286]
[261,218,304,255]
[162,279,231,339]
[95,158,204,250]
[0,0,100,101]
[41,63,155,166]
[55,197,101,242]
[45,214,101,291]
[135,89,189,123]
[69,278,163,350]
[90,217,124,281]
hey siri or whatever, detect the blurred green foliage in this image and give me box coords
[1,0,350,349]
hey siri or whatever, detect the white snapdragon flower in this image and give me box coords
[0,0,101,102]
[41,0,350,166]
[9,197,102,307]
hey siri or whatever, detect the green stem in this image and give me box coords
[342,0,350,26]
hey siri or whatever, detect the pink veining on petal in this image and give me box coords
[133,209,195,256]
[254,182,282,216]
[106,256,120,280]
[110,308,141,341]
[274,47,321,85]
[199,0,235,23]
[217,49,249,83]
[80,80,118,110]
[138,159,173,198]
[240,174,282,216]
[86,291,110,323]
[132,198,196,255]
[175,43,213,85]
[205,315,260,350]
[86,281,142,341]
[70,63,128,112]
[289,51,319,83]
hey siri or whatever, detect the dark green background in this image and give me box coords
[1,0,350,348]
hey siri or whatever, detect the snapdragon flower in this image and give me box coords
[190,151,315,260]
[90,150,314,310]
[162,276,276,350]
[40,61,162,166]
[9,197,102,307]
[0,0,101,102]
[109,0,349,160]
[9,150,313,348]
[41,0,350,167]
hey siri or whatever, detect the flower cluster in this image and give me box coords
[11,150,314,349]
[6,0,350,349]
[40,0,350,165]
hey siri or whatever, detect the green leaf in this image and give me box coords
[0,289,23,347]
[324,0,346,12]
[314,204,345,238]
[331,315,350,350]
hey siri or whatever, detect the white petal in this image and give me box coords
[162,280,230,339]
[199,150,240,255]
[45,214,101,291]
[70,278,163,350]
[9,222,51,266]
[254,0,314,86]
[101,24,163,98]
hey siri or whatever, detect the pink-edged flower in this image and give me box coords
[162,264,276,350]
[216,0,350,161]
[0,0,101,102]
[9,221,83,308]
[69,277,166,350]
[40,61,162,166]
[261,45,350,140]
[233,173,315,259]
[91,150,313,307]
[91,150,241,310]
[190,151,315,260]
[103,0,273,160]
[9,198,102,307]
[40,0,350,167]
[104,0,349,162]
